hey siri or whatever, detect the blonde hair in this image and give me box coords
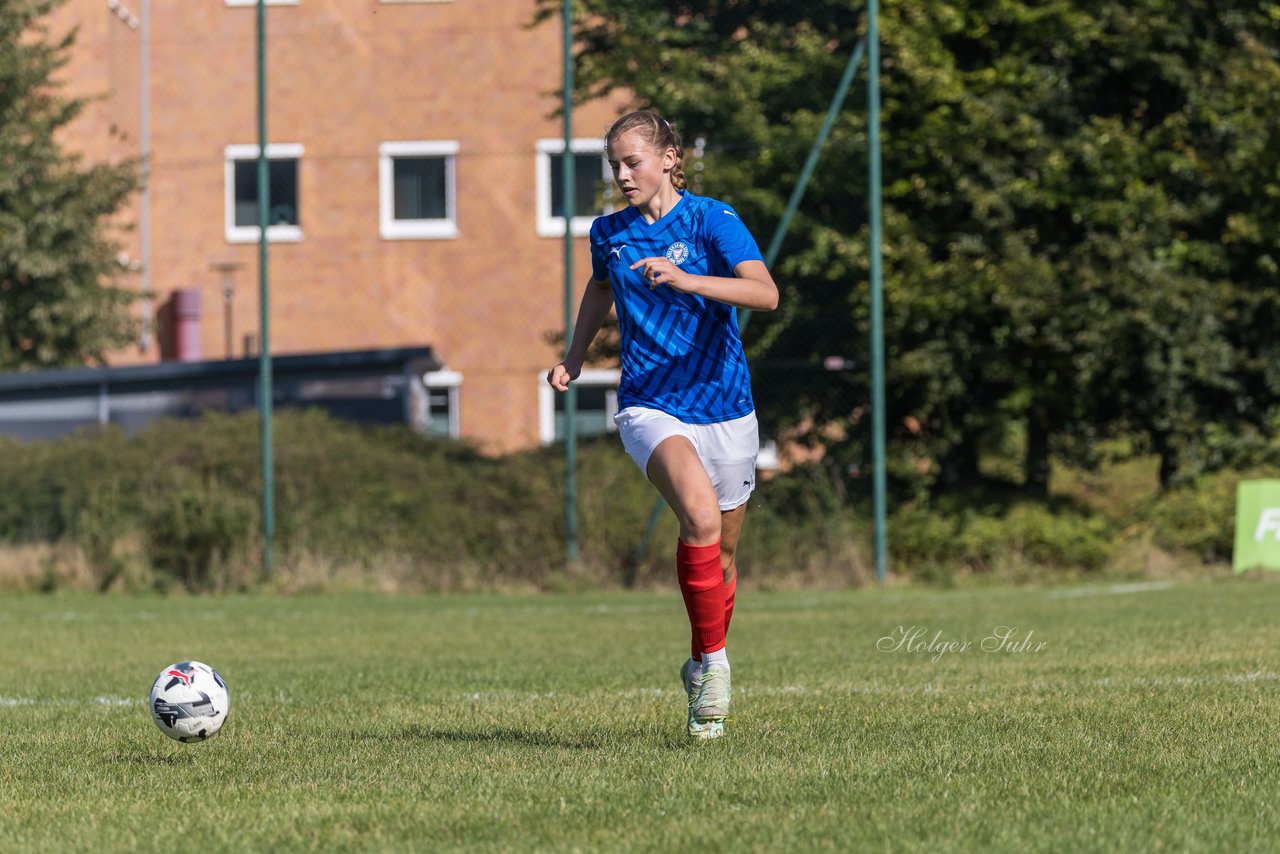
[605,110,687,191]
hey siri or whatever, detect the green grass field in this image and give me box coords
[3,578,1279,851]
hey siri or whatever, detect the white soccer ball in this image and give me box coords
[148,661,230,743]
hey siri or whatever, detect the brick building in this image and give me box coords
[44,0,628,451]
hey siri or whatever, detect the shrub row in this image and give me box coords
[0,409,1268,592]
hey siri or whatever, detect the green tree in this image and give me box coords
[869,0,1271,492]
[0,0,140,370]
[542,0,1280,493]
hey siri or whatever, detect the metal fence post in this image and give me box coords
[257,0,275,576]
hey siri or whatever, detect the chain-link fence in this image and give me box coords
[8,1,883,581]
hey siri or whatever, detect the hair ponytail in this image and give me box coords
[670,142,688,191]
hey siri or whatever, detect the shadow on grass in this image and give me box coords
[103,750,200,765]
[356,724,718,752]
[352,724,610,750]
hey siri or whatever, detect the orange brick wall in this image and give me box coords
[44,0,627,453]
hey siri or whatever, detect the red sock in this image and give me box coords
[676,539,726,656]
[723,563,737,639]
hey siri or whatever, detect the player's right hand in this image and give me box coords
[546,362,579,392]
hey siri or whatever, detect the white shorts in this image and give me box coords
[613,407,760,511]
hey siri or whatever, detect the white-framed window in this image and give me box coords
[538,369,621,443]
[224,143,303,244]
[225,1,298,7]
[535,138,613,238]
[423,370,462,438]
[379,141,459,240]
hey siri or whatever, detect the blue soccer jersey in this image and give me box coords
[589,192,765,424]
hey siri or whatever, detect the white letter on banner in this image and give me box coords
[1255,508,1280,542]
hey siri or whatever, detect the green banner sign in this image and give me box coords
[1233,480,1280,573]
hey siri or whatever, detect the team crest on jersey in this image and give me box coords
[665,241,691,266]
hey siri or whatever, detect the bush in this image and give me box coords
[0,411,657,591]
[144,475,256,591]
[742,461,874,586]
[1141,465,1279,562]
[890,492,1114,580]
[0,409,1273,592]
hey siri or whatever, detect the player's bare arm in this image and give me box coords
[547,277,614,392]
[628,257,779,312]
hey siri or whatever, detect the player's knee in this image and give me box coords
[679,505,722,545]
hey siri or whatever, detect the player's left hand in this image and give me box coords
[630,257,695,294]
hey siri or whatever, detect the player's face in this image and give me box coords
[607,131,676,210]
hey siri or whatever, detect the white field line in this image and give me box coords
[3,670,1274,710]
[0,695,141,708]
[460,669,1280,702]
[1045,581,1177,599]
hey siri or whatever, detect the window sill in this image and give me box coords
[226,226,303,244]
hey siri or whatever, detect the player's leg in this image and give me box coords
[646,435,725,656]
[614,409,718,717]
[645,434,722,544]
[719,503,746,639]
[676,412,758,736]
[683,506,742,703]
[677,504,744,736]
[699,411,758,650]
[645,436,730,738]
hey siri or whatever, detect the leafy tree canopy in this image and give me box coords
[542,0,1280,492]
[0,0,140,370]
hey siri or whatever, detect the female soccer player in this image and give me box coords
[546,110,779,739]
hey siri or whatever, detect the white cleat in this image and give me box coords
[680,657,700,704]
[687,665,730,740]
